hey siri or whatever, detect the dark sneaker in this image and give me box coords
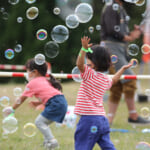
[128,116,150,125]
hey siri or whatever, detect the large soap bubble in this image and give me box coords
[8,0,19,5]
[75,3,93,23]
[51,25,69,43]
[34,53,45,65]
[2,117,18,134]
[0,96,10,107]
[65,14,79,29]
[26,7,39,20]
[71,66,82,82]
[24,123,37,137]
[44,41,59,58]
[127,44,139,56]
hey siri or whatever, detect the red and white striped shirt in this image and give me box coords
[74,65,112,116]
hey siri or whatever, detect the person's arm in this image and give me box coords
[29,100,42,108]
[13,95,27,110]
[112,63,132,84]
[76,36,92,73]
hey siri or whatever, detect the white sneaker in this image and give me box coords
[44,139,59,150]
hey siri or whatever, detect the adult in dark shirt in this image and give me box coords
[100,0,150,125]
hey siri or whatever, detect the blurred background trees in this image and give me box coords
[0,0,145,82]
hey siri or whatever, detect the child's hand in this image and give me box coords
[81,36,92,49]
[122,63,132,70]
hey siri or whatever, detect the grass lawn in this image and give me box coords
[0,78,150,150]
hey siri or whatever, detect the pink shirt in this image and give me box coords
[22,76,62,104]
[74,65,112,116]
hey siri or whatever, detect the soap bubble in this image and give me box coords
[136,0,145,6]
[2,12,9,20]
[130,58,138,68]
[17,17,23,23]
[8,0,19,5]
[13,87,22,97]
[88,26,94,34]
[140,107,150,118]
[25,0,36,4]
[71,66,82,82]
[96,25,101,31]
[5,49,15,60]
[2,107,14,118]
[125,16,130,21]
[145,89,150,96]
[26,7,39,20]
[24,123,37,137]
[112,3,119,11]
[51,25,69,43]
[0,96,10,107]
[65,14,79,29]
[34,53,45,65]
[2,117,18,134]
[14,44,22,53]
[114,25,120,32]
[127,44,139,56]
[36,29,47,40]
[141,44,150,54]
[111,55,118,64]
[53,7,61,15]
[75,3,93,23]
[136,141,150,150]
[0,7,5,13]
[44,41,59,58]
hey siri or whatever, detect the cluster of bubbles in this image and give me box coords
[4,44,22,60]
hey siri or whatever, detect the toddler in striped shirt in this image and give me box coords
[74,36,132,150]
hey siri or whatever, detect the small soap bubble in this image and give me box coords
[23,123,37,137]
[127,44,139,56]
[0,7,5,13]
[36,29,47,40]
[130,58,138,68]
[125,16,130,21]
[53,7,60,15]
[8,0,19,5]
[2,117,18,134]
[140,107,150,118]
[114,25,120,32]
[0,96,10,107]
[51,25,69,43]
[13,87,22,97]
[75,3,93,23]
[145,89,150,96]
[2,12,9,20]
[136,0,145,6]
[136,141,150,150]
[44,41,59,58]
[111,55,118,64]
[65,14,79,29]
[96,25,101,31]
[5,49,15,60]
[26,7,39,20]
[2,107,14,118]
[141,44,150,54]
[88,26,94,34]
[71,66,82,82]
[112,3,119,11]
[25,0,36,4]
[14,44,22,53]
[34,53,45,65]
[17,17,23,23]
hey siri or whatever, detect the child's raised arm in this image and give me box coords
[112,63,133,84]
[76,36,92,73]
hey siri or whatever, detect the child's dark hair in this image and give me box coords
[86,45,111,72]
[25,59,62,91]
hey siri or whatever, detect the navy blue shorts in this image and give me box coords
[41,95,68,123]
[75,115,116,150]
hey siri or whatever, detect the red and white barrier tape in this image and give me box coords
[0,72,150,80]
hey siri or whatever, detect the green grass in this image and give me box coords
[0,80,150,150]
